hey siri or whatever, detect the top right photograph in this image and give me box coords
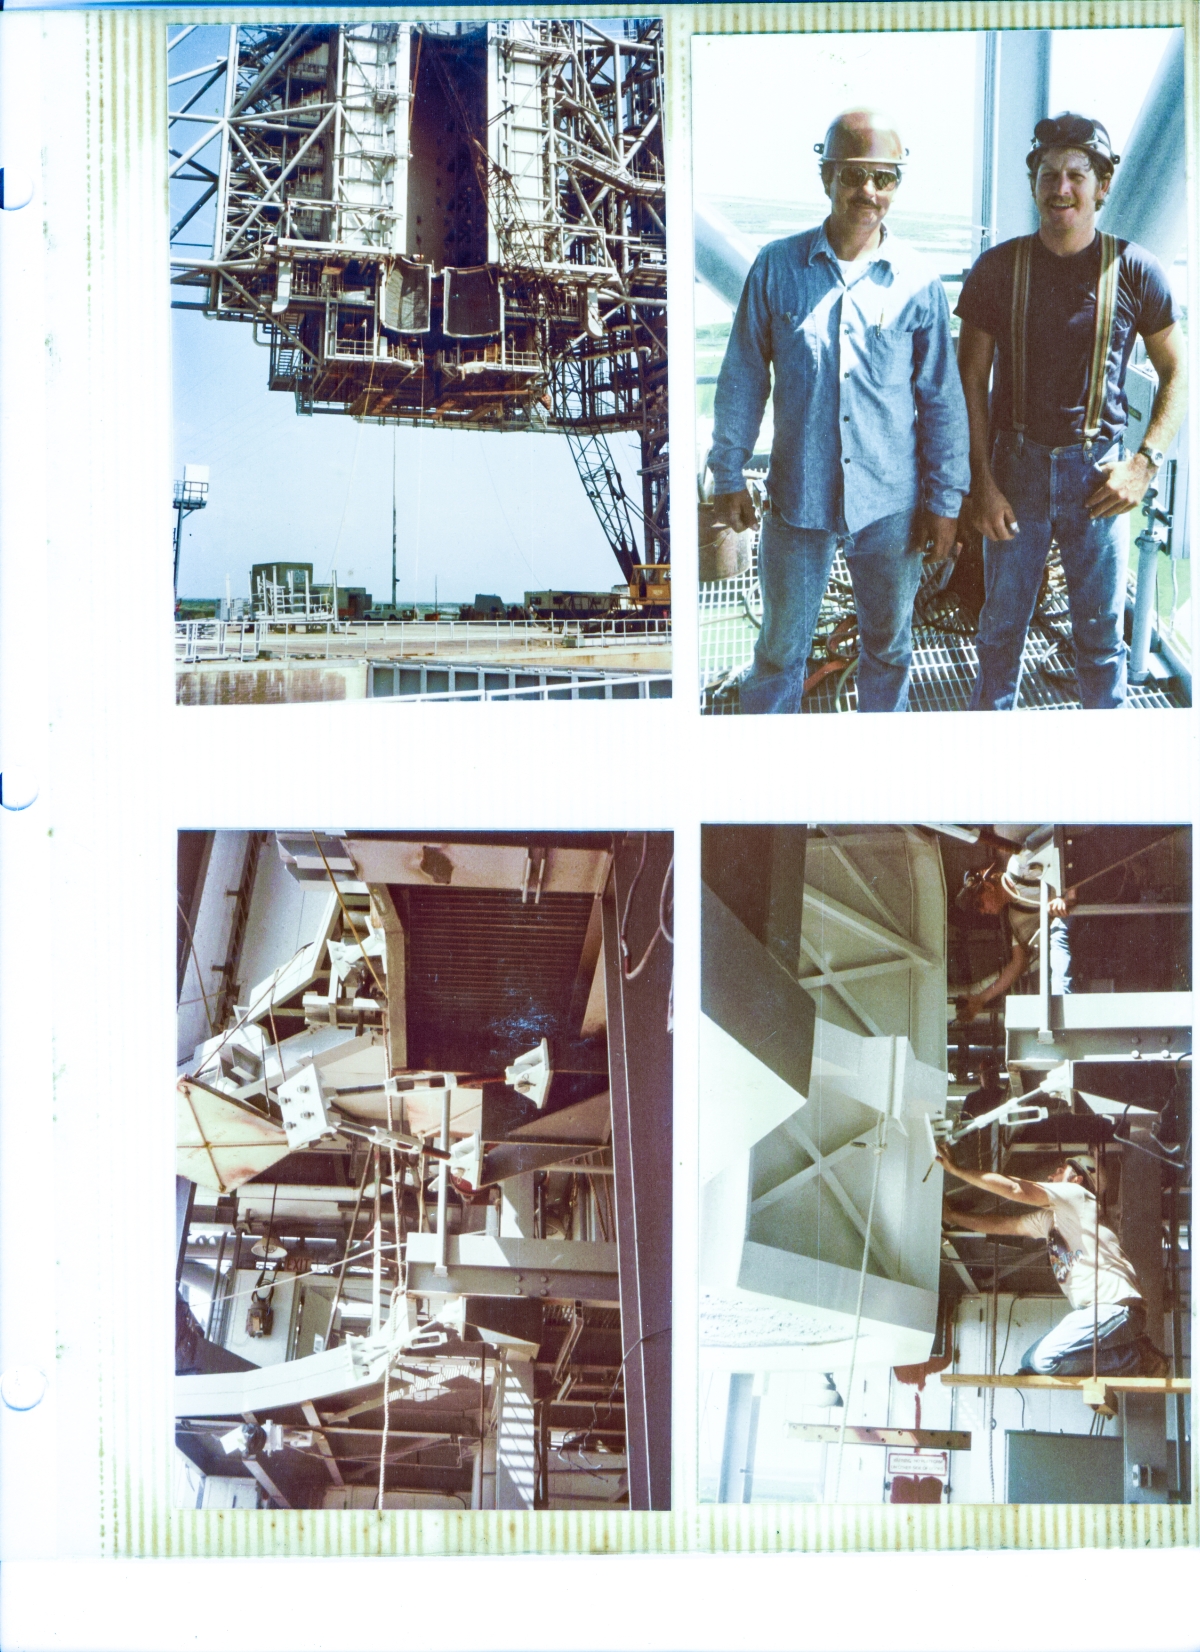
[694,26,1190,714]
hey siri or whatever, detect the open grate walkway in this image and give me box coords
[700,542,1188,714]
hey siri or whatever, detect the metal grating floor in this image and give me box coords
[700,542,1188,714]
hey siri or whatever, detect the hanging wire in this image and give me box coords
[833,1112,888,1499]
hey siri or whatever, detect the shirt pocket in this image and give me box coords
[867,326,916,386]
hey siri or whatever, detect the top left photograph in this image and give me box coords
[169,19,670,705]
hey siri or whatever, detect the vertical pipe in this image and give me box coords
[204,1230,228,1341]
[1036,876,1052,1043]
[1128,527,1161,683]
[435,1088,450,1274]
[1167,1178,1188,1500]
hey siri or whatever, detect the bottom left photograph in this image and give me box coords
[174,829,673,1513]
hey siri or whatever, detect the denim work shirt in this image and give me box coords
[710,222,971,535]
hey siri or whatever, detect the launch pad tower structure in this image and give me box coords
[170,20,668,579]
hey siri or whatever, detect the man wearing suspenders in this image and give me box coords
[956,114,1187,710]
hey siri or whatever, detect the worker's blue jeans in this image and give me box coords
[1048,915,1073,994]
[969,435,1128,711]
[1019,1301,1145,1376]
[738,506,923,714]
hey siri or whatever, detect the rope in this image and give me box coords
[833,1112,888,1499]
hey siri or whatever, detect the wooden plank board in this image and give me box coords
[940,1374,1189,1392]
[786,1425,971,1450]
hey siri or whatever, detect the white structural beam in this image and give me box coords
[799,934,884,1038]
[780,1116,892,1280]
[749,1131,870,1217]
[797,958,913,993]
[802,886,937,968]
[494,1355,537,1510]
[814,829,911,941]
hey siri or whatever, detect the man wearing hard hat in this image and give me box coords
[956,113,1187,710]
[709,110,971,713]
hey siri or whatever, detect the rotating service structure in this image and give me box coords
[170,21,668,576]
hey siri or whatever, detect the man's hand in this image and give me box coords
[711,489,759,534]
[958,994,986,1021]
[1086,452,1154,519]
[917,510,959,561]
[936,1146,960,1179]
[1047,897,1069,918]
[967,477,1019,542]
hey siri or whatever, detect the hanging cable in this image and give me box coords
[833,1111,888,1500]
[618,836,674,982]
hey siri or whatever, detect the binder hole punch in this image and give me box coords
[1,1367,48,1411]
[0,168,36,212]
[0,768,38,811]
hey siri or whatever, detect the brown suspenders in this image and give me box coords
[1009,231,1121,445]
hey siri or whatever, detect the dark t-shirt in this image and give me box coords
[955,233,1178,448]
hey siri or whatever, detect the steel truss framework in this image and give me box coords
[169,21,668,576]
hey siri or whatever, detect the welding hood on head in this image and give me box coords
[1027,112,1121,174]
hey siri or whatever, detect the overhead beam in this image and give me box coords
[603,832,674,1513]
[787,1424,971,1450]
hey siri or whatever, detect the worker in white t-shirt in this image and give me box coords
[938,1150,1168,1377]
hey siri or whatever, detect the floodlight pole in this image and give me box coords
[173,475,209,604]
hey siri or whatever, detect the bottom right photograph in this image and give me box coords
[699,823,1191,1507]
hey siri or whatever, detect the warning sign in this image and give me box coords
[886,1449,949,1479]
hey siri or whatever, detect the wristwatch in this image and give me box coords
[1138,444,1165,470]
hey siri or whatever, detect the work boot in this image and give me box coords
[705,668,743,714]
[1133,1336,1170,1378]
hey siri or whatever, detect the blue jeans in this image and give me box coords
[1019,1301,1144,1376]
[739,507,923,714]
[969,435,1129,711]
[1048,915,1073,994]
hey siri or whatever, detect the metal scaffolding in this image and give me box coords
[169,21,668,576]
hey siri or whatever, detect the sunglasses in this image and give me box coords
[830,164,901,192]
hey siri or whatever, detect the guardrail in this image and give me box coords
[176,615,672,664]
[374,672,673,702]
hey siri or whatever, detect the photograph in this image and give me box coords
[175,830,672,1510]
[169,19,670,704]
[694,27,1191,714]
[700,824,1191,1505]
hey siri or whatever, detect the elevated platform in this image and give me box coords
[942,1372,1190,1419]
